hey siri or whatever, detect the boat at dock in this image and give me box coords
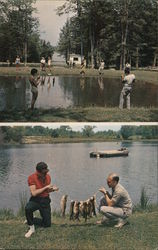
[90,147,129,158]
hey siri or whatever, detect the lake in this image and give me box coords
[0,75,157,111]
[0,141,157,212]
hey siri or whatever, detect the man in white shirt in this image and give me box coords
[119,68,135,109]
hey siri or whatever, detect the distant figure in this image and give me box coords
[69,57,73,69]
[125,62,131,70]
[99,60,105,74]
[25,162,59,238]
[80,59,86,76]
[7,59,10,67]
[97,173,132,228]
[29,68,41,110]
[47,56,52,73]
[40,57,46,71]
[119,68,135,109]
[15,55,20,70]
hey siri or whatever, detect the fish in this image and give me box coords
[90,196,97,216]
[69,200,75,220]
[60,195,68,217]
[73,201,80,221]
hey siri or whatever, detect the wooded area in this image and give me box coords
[1,126,158,143]
[57,0,158,69]
[0,0,54,64]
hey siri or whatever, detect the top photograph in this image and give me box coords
[0,0,158,122]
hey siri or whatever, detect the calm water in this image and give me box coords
[0,141,157,212]
[0,75,158,111]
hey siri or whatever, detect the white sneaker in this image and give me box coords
[25,225,35,238]
[114,219,128,228]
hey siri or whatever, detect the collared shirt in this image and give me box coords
[111,183,132,210]
[28,171,51,197]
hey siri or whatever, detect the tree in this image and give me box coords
[0,0,39,63]
[82,125,95,137]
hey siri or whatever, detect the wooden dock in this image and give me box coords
[90,148,129,158]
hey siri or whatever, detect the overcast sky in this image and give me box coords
[34,0,68,46]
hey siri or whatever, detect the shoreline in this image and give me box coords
[0,66,158,84]
[2,137,158,145]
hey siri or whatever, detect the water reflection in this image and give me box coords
[0,142,157,212]
[0,76,157,111]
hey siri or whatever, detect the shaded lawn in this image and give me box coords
[0,107,158,122]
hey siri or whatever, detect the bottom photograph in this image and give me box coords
[0,124,158,249]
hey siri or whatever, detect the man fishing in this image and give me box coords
[29,68,41,110]
[25,162,59,238]
[119,67,135,109]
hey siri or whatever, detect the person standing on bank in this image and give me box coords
[25,162,59,238]
[119,67,135,109]
[97,173,132,228]
[29,68,41,110]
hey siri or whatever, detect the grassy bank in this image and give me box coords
[1,107,158,122]
[0,66,158,84]
[1,209,158,249]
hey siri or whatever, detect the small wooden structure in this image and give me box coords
[90,148,129,158]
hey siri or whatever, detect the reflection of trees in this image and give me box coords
[0,76,27,111]
[0,146,12,184]
[58,76,121,107]
[131,81,158,108]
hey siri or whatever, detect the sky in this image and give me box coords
[34,0,68,46]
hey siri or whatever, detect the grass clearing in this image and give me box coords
[0,210,158,249]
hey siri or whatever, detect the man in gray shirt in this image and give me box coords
[97,173,132,228]
[119,67,135,109]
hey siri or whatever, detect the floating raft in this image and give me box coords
[90,148,129,158]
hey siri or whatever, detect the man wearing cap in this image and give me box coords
[97,173,132,228]
[119,67,135,109]
[25,162,59,238]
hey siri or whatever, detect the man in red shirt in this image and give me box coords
[25,162,59,238]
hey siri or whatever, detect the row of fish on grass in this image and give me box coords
[60,195,97,222]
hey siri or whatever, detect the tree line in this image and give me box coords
[1,126,158,143]
[57,0,158,69]
[0,0,54,64]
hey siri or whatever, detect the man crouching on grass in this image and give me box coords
[25,162,59,238]
[97,173,132,228]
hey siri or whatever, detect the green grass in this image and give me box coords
[0,210,158,249]
[0,107,158,122]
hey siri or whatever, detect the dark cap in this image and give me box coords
[36,162,48,172]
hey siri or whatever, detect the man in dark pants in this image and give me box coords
[25,162,59,238]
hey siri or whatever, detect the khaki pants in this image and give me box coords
[119,86,131,109]
[99,196,132,220]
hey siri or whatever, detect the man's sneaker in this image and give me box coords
[114,218,128,228]
[25,225,35,238]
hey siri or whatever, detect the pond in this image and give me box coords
[0,75,157,111]
[0,141,157,212]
